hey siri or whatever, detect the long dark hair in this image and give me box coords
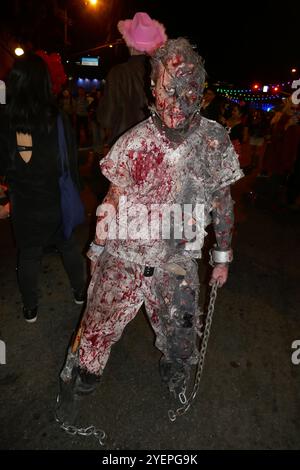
[6,53,58,134]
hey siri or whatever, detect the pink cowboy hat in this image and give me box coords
[117,12,167,54]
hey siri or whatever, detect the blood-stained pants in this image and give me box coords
[79,250,200,387]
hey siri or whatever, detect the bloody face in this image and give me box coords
[152,42,205,130]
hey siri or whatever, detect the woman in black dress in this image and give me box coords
[0,53,86,322]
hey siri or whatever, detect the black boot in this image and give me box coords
[23,306,38,323]
[55,367,99,426]
[73,368,100,396]
[56,375,81,426]
[159,358,187,398]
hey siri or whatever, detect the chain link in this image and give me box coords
[55,394,107,446]
[168,282,218,422]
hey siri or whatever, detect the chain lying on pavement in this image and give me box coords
[55,394,107,446]
[168,282,218,422]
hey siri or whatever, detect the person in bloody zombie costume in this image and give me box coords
[59,37,243,406]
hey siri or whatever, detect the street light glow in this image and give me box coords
[291,68,297,73]
[87,0,98,6]
[15,47,24,56]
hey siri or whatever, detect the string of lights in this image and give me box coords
[216,75,299,110]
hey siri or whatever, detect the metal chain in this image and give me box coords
[55,394,107,446]
[168,282,218,422]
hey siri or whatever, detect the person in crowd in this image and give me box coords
[88,88,103,156]
[58,37,243,411]
[226,103,250,169]
[74,86,90,147]
[262,97,300,208]
[0,203,9,218]
[97,12,167,150]
[0,53,86,323]
[58,88,74,122]
[200,85,222,123]
[264,98,295,177]
[248,109,268,174]
[286,138,300,210]
[0,182,10,218]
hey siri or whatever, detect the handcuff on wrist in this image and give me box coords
[86,242,105,264]
[209,245,233,266]
[90,241,105,250]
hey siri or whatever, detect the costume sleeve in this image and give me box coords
[94,183,121,245]
[210,127,242,251]
[213,129,244,192]
[100,131,133,187]
[211,186,234,250]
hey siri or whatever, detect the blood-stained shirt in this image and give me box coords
[99,115,243,267]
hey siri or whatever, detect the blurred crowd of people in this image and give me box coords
[200,87,300,209]
[58,86,104,154]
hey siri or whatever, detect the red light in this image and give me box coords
[252,83,260,91]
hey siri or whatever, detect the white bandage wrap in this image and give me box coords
[210,247,233,265]
[86,242,105,262]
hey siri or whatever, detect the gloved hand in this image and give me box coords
[209,263,229,287]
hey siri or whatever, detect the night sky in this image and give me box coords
[126,0,300,85]
[1,0,299,86]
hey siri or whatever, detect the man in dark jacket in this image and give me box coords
[97,12,167,147]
